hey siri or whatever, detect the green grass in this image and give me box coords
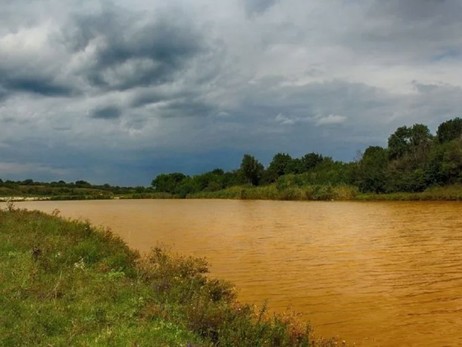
[0,207,335,346]
[356,184,462,201]
[189,184,462,202]
[3,181,462,202]
[188,184,359,201]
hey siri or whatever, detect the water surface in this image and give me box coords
[15,199,462,346]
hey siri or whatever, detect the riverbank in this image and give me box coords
[0,207,335,346]
[186,184,462,201]
[3,183,462,202]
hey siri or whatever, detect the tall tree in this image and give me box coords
[388,126,411,160]
[388,124,432,161]
[299,153,324,172]
[437,117,462,143]
[264,153,293,183]
[151,173,188,193]
[356,146,388,193]
[240,154,264,186]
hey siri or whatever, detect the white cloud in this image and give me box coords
[315,114,347,126]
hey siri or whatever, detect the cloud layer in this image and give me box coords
[1,0,461,184]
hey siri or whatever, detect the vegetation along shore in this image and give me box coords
[1,118,462,201]
[0,206,339,346]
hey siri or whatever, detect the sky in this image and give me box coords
[1,0,462,185]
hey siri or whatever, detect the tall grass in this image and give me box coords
[0,207,336,346]
[356,184,462,201]
[189,184,358,201]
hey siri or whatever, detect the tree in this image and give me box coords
[388,124,433,164]
[355,146,389,193]
[437,117,462,143]
[264,153,293,183]
[193,169,225,192]
[428,136,462,185]
[151,173,188,193]
[239,154,264,186]
[75,180,91,188]
[387,124,433,192]
[388,126,411,160]
[299,153,324,172]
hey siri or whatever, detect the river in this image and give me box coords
[13,199,462,346]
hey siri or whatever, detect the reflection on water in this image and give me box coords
[15,199,462,346]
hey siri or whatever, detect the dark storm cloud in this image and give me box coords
[90,106,122,120]
[158,98,216,118]
[0,87,6,101]
[238,79,392,123]
[0,76,73,97]
[370,0,455,20]
[244,0,278,15]
[359,0,462,56]
[65,7,205,91]
[0,42,75,98]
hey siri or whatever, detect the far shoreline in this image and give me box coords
[3,184,462,203]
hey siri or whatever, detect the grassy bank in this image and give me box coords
[0,207,335,346]
[188,184,358,201]
[188,183,462,201]
[355,184,462,201]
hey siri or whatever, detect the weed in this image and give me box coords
[0,209,335,346]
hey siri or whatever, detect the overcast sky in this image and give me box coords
[1,0,461,185]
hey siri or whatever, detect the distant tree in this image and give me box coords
[440,139,462,183]
[299,153,324,172]
[193,169,225,192]
[175,177,199,197]
[356,146,389,193]
[239,154,264,186]
[427,138,462,185]
[75,180,91,188]
[134,186,146,193]
[264,153,293,183]
[301,157,351,185]
[222,171,241,188]
[388,124,433,161]
[151,173,188,193]
[437,117,462,143]
[387,124,433,192]
[388,126,411,160]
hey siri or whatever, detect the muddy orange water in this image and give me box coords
[14,199,462,346]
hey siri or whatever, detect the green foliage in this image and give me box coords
[264,153,294,183]
[149,117,462,200]
[355,146,389,193]
[239,154,264,186]
[0,209,199,346]
[437,117,462,143]
[388,124,433,161]
[299,153,325,172]
[440,139,462,183]
[0,179,152,200]
[0,210,331,346]
[152,173,188,194]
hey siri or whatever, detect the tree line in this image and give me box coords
[152,118,462,196]
[0,179,150,198]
